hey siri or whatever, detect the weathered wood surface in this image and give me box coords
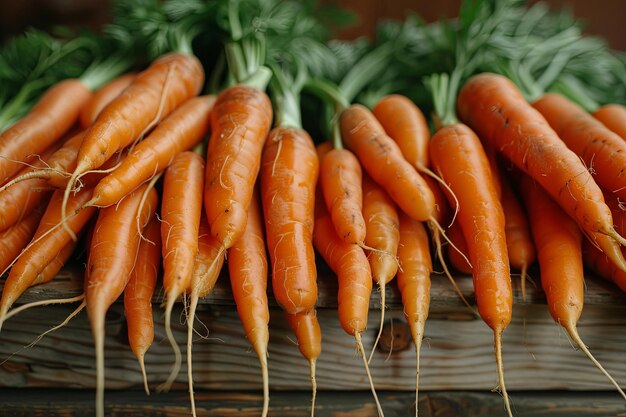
[1,389,625,417]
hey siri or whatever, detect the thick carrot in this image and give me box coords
[80,73,136,129]
[185,212,226,416]
[204,85,273,249]
[312,198,383,416]
[593,104,626,140]
[228,188,270,417]
[396,212,432,417]
[456,73,626,269]
[124,214,161,395]
[160,151,205,393]
[0,186,96,326]
[0,79,92,184]
[532,93,626,202]
[519,174,626,399]
[340,104,435,223]
[0,207,45,273]
[361,173,399,362]
[446,219,472,275]
[429,122,513,417]
[285,310,322,417]
[319,147,367,245]
[87,95,215,208]
[260,127,319,314]
[85,184,158,417]
[31,240,78,287]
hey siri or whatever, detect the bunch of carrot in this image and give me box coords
[1,0,626,416]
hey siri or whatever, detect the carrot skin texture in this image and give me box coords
[457,73,618,243]
[228,188,269,354]
[373,94,431,169]
[313,201,372,336]
[532,93,626,201]
[261,127,319,314]
[0,208,45,273]
[320,148,366,244]
[92,96,215,207]
[80,73,136,129]
[31,240,78,286]
[286,309,322,362]
[499,174,536,271]
[204,85,273,249]
[429,123,512,331]
[340,104,435,222]
[0,79,92,183]
[75,52,204,175]
[124,215,161,363]
[446,219,472,274]
[593,104,626,141]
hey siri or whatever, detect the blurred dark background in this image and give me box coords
[1,0,624,50]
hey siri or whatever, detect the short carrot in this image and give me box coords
[228,188,270,417]
[85,184,158,417]
[86,95,215,208]
[519,174,626,399]
[532,92,626,202]
[429,122,513,417]
[593,103,626,140]
[124,214,161,395]
[0,79,92,184]
[396,212,432,417]
[160,151,205,393]
[80,73,136,129]
[260,127,319,315]
[340,104,435,223]
[457,73,626,270]
[204,85,273,250]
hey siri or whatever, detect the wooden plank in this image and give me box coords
[0,388,624,417]
[1,302,625,393]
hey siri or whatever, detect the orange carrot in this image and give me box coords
[340,104,435,223]
[80,73,137,129]
[0,79,92,184]
[228,188,270,417]
[260,127,319,314]
[31,240,78,287]
[124,214,161,395]
[457,73,626,270]
[445,219,472,275]
[0,206,45,273]
[285,310,322,417]
[519,174,626,399]
[361,173,399,362]
[160,151,205,393]
[396,212,432,417]
[593,104,626,140]
[87,95,215,208]
[85,184,158,417]
[204,85,273,250]
[429,122,513,416]
[532,93,626,202]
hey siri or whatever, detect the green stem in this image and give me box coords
[80,56,132,92]
[207,51,226,94]
[303,78,348,149]
[0,79,48,130]
[338,44,394,104]
[549,76,600,112]
[269,62,302,129]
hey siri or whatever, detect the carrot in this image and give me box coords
[80,73,136,129]
[456,73,626,270]
[312,197,383,417]
[593,104,626,141]
[0,186,96,329]
[260,127,319,314]
[85,184,158,417]
[87,95,215,208]
[445,219,472,275]
[519,174,626,399]
[228,187,270,417]
[160,151,205,393]
[498,171,536,301]
[0,207,45,274]
[532,93,626,202]
[0,79,92,184]
[361,173,399,362]
[124,214,161,395]
[429,122,513,417]
[31,240,78,287]
[204,85,273,250]
[340,104,435,223]
[185,212,226,416]
[285,310,322,417]
[396,212,432,417]
[319,147,367,245]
